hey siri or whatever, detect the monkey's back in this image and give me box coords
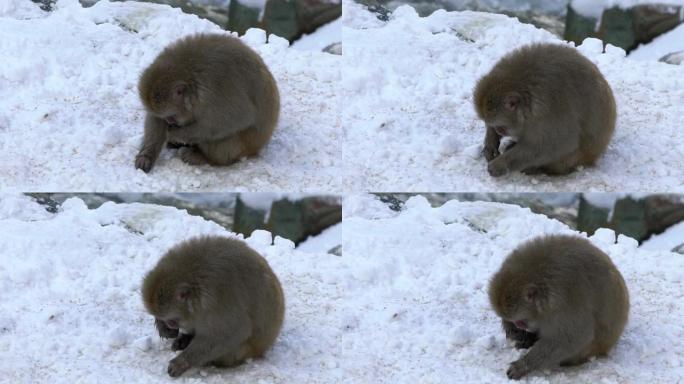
[150,34,280,151]
[156,235,285,355]
[486,43,616,165]
[506,235,629,357]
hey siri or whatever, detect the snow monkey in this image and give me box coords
[488,235,629,380]
[473,43,616,177]
[142,236,285,377]
[135,33,280,172]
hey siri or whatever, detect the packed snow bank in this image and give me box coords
[342,194,684,383]
[630,23,684,62]
[297,222,342,253]
[342,1,684,192]
[0,194,347,383]
[641,221,684,251]
[0,0,340,192]
[291,17,342,52]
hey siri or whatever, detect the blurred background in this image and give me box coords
[31,0,342,54]
[355,0,684,64]
[27,193,342,254]
[374,193,684,253]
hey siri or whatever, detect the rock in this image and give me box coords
[609,197,647,242]
[323,42,342,55]
[672,243,684,254]
[578,194,684,243]
[31,0,56,11]
[328,244,342,256]
[262,0,342,42]
[565,3,683,53]
[233,195,341,245]
[355,0,391,22]
[660,50,684,65]
[577,195,611,236]
[227,0,262,36]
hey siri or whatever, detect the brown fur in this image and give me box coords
[473,43,616,177]
[135,33,280,172]
[142,236,285,377]
[488,235,629,380]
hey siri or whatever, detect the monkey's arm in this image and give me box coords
[506,319,594,380]
[135,114,168,173]
[167,110,255,144]
[167,316,252,377]
[483,126,502,161]
[487,129,579,177]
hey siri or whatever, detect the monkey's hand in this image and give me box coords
[155,318,179,339]
[483,144,500,162]
[487,158,509,177]
[168,355,191,377]
[135,153,155,173]
[172,333,194,351]
[506,359,529,380]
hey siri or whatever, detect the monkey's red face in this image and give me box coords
[141,81,195,127]
[164,318,180,329]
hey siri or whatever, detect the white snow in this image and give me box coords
[571,0,684,19]
[641,221,684,251]
[630,23,684,62]
[296,222,342,253]
[342,2,684,192]
[0,194,349,383]
[0,0,340,192]
[291,17,341,52]
[341,194,684,383]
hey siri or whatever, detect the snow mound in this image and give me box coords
[0,194,349,383]
[630,23,684,62]
[341,194,684,383]
[0,0,340,191]
[342,2,684,192]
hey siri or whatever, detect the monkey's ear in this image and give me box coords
[523,284,538,303]
[504,93,521,111]
[175,283,191,302]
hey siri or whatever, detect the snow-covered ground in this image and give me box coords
[0,0,340,192]
[0,194,345,383]
[342,1,684,192]
[342,194,684,383]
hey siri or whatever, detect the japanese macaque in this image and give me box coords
[488,235,629,380]
[135,34,280,172]
[142,236,285,377]
[474,43,616,177]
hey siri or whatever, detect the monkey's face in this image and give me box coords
[490,279,543,333]
[141,81,195,127]
[142,275,194,329]
[480,92,526,140]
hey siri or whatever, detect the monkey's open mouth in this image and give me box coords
[494,126,508,136]
[513,320,527,330]
[164,116,178,126]
[165,319,179,329]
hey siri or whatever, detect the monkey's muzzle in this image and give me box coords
[513,320,527,330]
[494,126,508,136]
[164,116,178,126]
